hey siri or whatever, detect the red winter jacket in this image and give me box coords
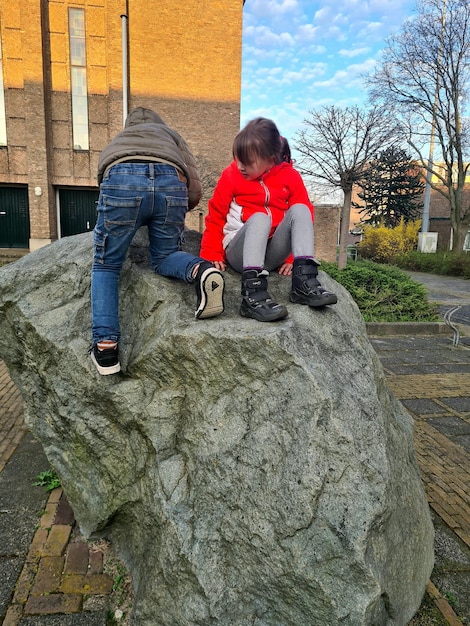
[200,160,314,263]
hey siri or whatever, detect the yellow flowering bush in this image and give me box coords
[358,219,422,263]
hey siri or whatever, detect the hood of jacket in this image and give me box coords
[96,107,202,209]
[124,107,166,128]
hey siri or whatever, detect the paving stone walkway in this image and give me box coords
[370,333,470,625]
[0,362,114,626]
[0,366,27,475]
[370,335,470,556]
[4,486,113,625]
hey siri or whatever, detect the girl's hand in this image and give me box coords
[278,263,293,276]
[213,261,226,272]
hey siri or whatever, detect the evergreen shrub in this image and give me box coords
[321,260,439,322]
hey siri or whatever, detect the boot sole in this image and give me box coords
[90,352,121,375]
[290,292,338,307]
[195,268,225,319]
[239,303,288,322]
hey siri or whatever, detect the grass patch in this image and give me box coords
[321,260,439,323]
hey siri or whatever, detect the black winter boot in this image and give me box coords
[290,258,337,307]
[240,270,288,322]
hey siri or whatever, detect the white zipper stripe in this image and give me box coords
[259,179,272,219]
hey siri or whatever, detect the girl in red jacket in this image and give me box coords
[200,117,337,322]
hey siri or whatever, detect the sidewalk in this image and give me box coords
[0,361,117,626]
[404,270,470,327]
[370,333,470,625]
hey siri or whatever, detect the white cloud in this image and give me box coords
[242,60,328,93]
[346,58,377,74]
[338,47,370,58]
[241,0,415,152]
[296,23,320,42]
[322,26,349,42]
[356,20,387,40]
[243,24,296,48]
[245,0,300,19]
[332,12,350,27]
[313,6,331,23]
[312,58,375,90]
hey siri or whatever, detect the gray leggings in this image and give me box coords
[225,203,314,272]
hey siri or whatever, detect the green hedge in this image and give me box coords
[393,250,470,279]
[321,260,439,323]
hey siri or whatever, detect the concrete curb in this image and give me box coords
[366,321,469,337]
[366,321,448,336]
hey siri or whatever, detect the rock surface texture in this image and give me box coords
[0,230,434,626]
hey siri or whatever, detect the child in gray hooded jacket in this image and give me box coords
[90,107,224,375]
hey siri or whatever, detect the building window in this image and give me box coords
[69,8,89,150]
[0,36,7,146]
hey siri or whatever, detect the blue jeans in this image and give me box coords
[91,162,204,343]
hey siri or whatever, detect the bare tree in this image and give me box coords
[367,0,470,252]
[295,105,399,268]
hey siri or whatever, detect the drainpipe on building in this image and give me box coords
[421,130,435,234]
[121,12,129,126]
[419,0,446,251]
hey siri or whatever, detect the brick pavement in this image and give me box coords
[2,486,113,625]
[0,360,114,626]
[371,337,470,553]
[0,363,27,475]
[371,334,470,625]
[414,421,470,548]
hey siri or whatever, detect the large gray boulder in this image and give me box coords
[0,230,434,625]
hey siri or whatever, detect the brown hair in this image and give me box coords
[233,117,291,166]
[280,136,292,164]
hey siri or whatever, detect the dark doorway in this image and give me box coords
[0,186,30,248]
[59,188,99,237]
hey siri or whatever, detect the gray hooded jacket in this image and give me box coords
[97,107,202,210]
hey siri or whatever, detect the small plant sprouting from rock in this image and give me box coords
[112,562,127,598]
[443,591,459,612]
[103,548,134,625]
[33,468,61,492]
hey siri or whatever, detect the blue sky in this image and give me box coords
[240,0,417,146]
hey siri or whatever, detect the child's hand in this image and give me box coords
[278,263,293,276]
[213,261,226,272]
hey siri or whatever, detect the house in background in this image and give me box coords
[0,0,243,252]
[426,166,470,251]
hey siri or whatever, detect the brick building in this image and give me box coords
[348,166,470,252]
[0,0,243,251]
[426,180,470,251]
[311,204,340,262]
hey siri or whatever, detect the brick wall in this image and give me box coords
[314,204,340,262]
[0,0,243,246]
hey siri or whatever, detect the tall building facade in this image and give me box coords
[0,0,243,251]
